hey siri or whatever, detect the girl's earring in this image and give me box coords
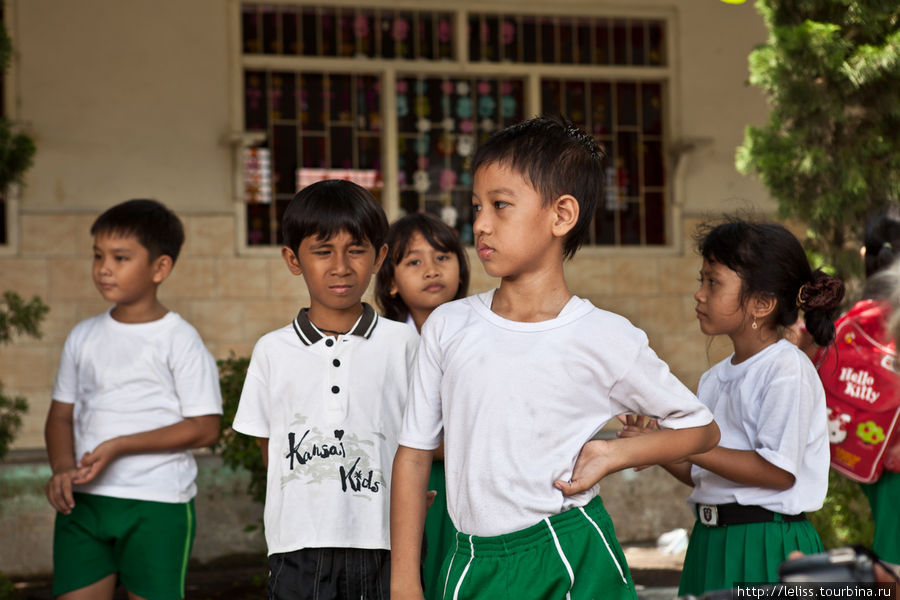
[752,316,758,330]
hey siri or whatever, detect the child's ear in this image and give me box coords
[752,293,777,321]
[373,243,388,272]
[151,255,174,284]
[281,246,303,276]
[551,194,579,239]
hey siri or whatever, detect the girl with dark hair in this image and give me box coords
[375,212,469,600]
[375,212,469,331]
[622,216,844,596]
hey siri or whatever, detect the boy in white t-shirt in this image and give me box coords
[232,180,419,599]
[391,116,721,600]
[45,199,223,600]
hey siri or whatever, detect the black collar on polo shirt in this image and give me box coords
[291,303,378,346]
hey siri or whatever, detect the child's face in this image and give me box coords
[92,233,165,307]
[287,229,386,316]
[471,162,558,279]
[694,258,750,337]
[391,231,460,318]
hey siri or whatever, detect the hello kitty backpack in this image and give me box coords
[817,299,900,483]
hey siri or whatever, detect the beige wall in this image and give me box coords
[2,0,765,449]
[15,0,233,214]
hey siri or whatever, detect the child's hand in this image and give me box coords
[554,439,614,496]
[883,442,900,472]
[45,467,86,514]
[616,415,661,471]
[617,414,659,436]
[74,438,122,484]
[426,489,437,509]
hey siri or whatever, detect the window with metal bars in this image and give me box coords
[240,3,669,248]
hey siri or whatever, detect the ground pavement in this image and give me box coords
[9,544,684,599]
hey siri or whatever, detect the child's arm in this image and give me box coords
[44,400,87,514]
[259,437,269,468]
[687,446,795,490]
[617,415,795,489]
[390,445,433,600]
[554,421,719,496]
[74,415,221,484]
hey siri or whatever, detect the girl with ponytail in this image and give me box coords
[621,216,844,596]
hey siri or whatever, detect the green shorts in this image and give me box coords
[679,514,824,597]
[439,496,635,600]
[861,470,900,564]
[53,493,196,600]
[424,461,459,600]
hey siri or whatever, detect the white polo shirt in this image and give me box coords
[400,290,714,537]
[687,339,829,515]
[233,304,419,554]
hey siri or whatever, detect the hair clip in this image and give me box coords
[564,124,604,164]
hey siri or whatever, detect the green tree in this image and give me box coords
[0,291,48,460]
[0,21,35,196]
[0,16,39,462]
[736,0,900,280]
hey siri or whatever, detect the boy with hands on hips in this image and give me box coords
[391,115,720,600]
[45,199,222,600]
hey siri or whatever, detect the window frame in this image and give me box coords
[228,1,684,257]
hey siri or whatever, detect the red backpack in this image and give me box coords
[817,300,900,483]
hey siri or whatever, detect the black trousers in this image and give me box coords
[267,547,390,600]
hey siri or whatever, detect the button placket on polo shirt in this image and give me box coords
[323,336,350,421]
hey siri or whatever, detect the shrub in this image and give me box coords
[212,354,266,503]
[809,470,874,549]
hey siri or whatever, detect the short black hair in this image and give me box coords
[375,212,470,322]
[282,180,389,255]
[471,114,606,259]
[90,199,185,263]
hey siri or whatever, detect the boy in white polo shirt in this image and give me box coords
[233,180,419,599]
[391,116,721,600]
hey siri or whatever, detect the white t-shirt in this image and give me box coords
[399,290,714,537]
[233,304,419,554]
[687,339,829,514]
[52,309,223,504]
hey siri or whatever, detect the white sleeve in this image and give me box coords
[232,342,271,439]
[52,327,81,405]
[398,318,443,450]
[609,341,713,429]
[171,327,223,417]
[752,371,817,477]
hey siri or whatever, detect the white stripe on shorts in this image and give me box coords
[578,506,627,585]
[451,534,475,600]
[443,535,459,600]
[544,517,575,600]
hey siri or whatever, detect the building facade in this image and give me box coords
[2,0,764,449]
